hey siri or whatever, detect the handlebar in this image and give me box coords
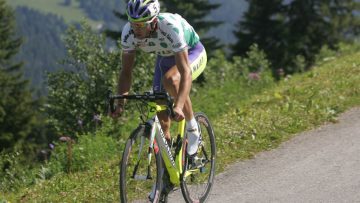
[107,90,175,117]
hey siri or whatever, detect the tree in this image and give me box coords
[284,0,359,72]
[232,0,360,76]
[285,0,336,72]
[319,0,360,41]
[160,0,223,56]
[46,22,155,136]
[231,0,286,76]
[0,0,37,152]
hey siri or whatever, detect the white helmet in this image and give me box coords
[126,0,160,22]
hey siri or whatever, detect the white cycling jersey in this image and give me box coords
[121,13,200,56]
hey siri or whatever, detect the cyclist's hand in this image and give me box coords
[110,105,124,118]
[173,106,185,121]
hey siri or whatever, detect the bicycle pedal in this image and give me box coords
[187,155,205,170]
[200,166,207,173]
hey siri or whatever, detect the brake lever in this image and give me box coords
[166,94,176,119]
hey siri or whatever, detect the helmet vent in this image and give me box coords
[129,4,134,15]
[139,7,148,16]
[135,0,140,13]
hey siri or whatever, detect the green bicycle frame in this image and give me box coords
[147,102,186,186]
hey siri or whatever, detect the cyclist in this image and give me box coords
[113,0,207,157]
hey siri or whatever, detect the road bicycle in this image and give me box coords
[108,91,216,203]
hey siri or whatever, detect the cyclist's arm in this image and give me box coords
[174,49,192,110]
[117,50,136,106]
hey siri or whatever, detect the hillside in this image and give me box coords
[6,0,94,24]
[6,0,246,94]
[7,0,246,43]
[2,47,360,202]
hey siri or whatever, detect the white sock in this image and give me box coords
[186,117,200,155]
[186,117,198,131]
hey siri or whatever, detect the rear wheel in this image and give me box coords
[120,124,163,203]
[180,112,216,203]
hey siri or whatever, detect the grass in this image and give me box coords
[213,52,360,171]
[2,51,360,202]
[6,0,99,26]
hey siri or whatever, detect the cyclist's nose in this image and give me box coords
[134,28,147,39]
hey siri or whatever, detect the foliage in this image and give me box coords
[0,0,41,153]
[215,51,360,169]
[232,0,360,77]
[315,42,360,66]
[232,0,285,72]
[46,130,120,175]
[320,0,360,40]
[194,44,274,119]
[46,21,155,136]
[0,151,34,193]
[160,0,223,56]
[204,44,272,89]
[0,122,121,193]
[45,22,119,135]
[5,46,360,203]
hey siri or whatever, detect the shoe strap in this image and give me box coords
[187,128,197,132]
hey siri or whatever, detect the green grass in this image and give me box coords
[213,52,360,171]
[2,52,360,202]
[6,0,98,25]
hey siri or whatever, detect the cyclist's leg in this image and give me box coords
[153,56,175,143]
[183,42,207,155]
[153,42,207,142]
[162,66,194,120]
[153,56,195,147]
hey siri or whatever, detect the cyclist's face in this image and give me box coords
[130,18,155,39]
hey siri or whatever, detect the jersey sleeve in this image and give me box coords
[163,14,199,53]
[169,25,188,53]
[121,23,135,52]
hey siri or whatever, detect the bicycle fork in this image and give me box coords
[129,121,155,180]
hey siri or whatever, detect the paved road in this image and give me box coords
[169,107,360,202]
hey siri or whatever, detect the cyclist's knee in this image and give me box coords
[163,72,180,93]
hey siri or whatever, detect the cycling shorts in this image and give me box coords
[153,42,207,92]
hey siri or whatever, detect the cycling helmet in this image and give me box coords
[126,0,160,22]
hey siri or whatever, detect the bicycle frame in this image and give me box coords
[108,91,192,186]
[146,102,185,186]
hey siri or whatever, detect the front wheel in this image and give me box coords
[180,112,216,203]
[119,124,163,203]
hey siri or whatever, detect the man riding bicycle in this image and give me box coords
[113,0,207,157]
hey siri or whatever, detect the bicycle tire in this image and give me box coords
[180,112,216,203]
[120,124,163,203]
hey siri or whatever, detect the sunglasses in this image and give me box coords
[130,17,155,29]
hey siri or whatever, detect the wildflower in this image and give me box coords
[93,114,101,123]
[277,68,285,77]
[59,136,72,142]
[77,117,83,128]
[248,72,260,80]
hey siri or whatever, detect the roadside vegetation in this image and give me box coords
[1,0,360,202]
[2,40,359,201]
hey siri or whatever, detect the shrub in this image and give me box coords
[0,151,34,192]
[47,129,120,175]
